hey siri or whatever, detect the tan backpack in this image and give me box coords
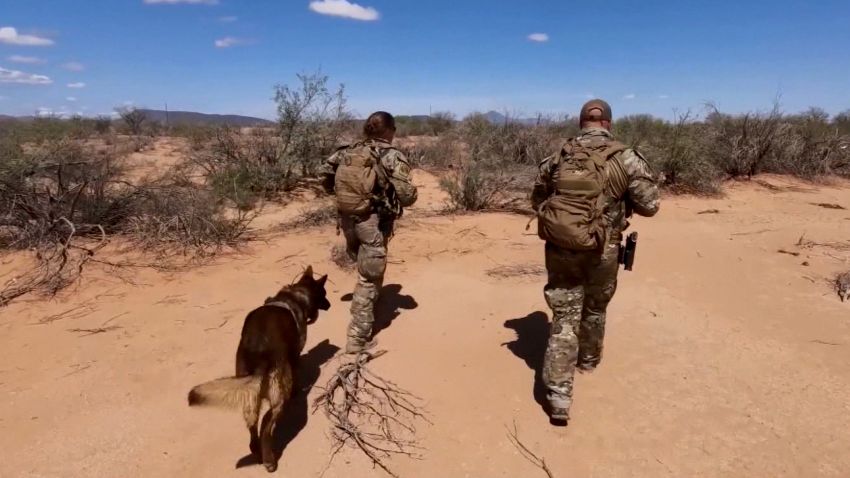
[334,142,390,216]
[537,137,627,251]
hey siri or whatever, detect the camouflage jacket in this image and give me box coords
[531,127,660,242]
[319,138,418,217]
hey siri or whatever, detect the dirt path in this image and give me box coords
[2,171,849,477]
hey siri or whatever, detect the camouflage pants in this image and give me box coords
[340,213,393,349]
[542,241,619,410]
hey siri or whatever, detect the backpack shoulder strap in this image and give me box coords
[600,140,627,159]
[552,138,579,166]
[373,147,393,186]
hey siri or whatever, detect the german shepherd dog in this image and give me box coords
[188,266,331,472]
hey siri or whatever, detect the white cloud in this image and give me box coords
[658,94,670,99]
[67,96,78,102]
[8,55,46,64]
[219,16,238,22]
[527,33,549,43]
[37,107,55,117]
[309,0,380,21]
[67,82,86,88]
[0,27,54,46]
[62,61,85,72]
[0,67,52,85]
[144,0,219,4]
[623,93,636,100]
[215,36,247,48]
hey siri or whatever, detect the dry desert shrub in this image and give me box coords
[280,203,337,231]
[0,137,253,304]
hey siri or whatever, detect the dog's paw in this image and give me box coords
[264,461,278,473]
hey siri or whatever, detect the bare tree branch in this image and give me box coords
[314,350,429,477]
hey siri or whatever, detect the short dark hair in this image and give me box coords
[363,111,396,138]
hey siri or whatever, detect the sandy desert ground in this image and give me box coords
[2,141,850,477]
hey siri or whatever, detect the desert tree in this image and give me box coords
[273,70,352,176]
[427,111,455,136]
[116,107,147,136]
[94,115,113,135]
[834,109,850,135]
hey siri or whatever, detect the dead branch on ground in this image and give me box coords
[314,350,429,477]
[37,301,97,325]
[1,221,106,307]
[811,202,845,210]
[68,325,122,337]
[506,420,555,478]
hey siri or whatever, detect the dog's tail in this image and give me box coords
[188,375,262,410]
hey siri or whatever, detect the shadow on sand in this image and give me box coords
[340,284,418,339]
[235,339,340,469]
[503,311,550,411]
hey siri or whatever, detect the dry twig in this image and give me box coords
[68,325,122,337]
[1,221,106,307]
[811,202,845,210]
[314,350,429,477]
[506,421,555,478]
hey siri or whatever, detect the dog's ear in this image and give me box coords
[300,265,314,283]
[316,274,328,287]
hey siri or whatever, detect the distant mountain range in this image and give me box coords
[0,109,555,127]
[481,110,561,125]
[398,111,547,125]
[0,110,273,127]
[138,109,274,127]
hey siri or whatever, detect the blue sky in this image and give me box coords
[1,0,849,120]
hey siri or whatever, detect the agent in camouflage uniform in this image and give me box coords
[531,99,660,425]
[319,111,418,354]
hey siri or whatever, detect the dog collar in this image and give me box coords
[263,301,306,351]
